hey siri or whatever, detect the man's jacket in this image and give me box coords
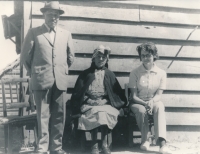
[20,24,74,90]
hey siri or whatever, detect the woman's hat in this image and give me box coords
[40,1,64,15]
[92,45,111,59]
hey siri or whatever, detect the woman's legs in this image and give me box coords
[130,104,149,143]
[152,101,166,144]
[101,125,111,154]
[91,128,99,154]
[152,101,172,153]
[90,125,111,154]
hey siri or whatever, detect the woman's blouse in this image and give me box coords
[129,63,166,101]
[86,69,107,100]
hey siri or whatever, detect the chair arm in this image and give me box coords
[6,102,30,109]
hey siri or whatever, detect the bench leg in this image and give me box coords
[4,125,8,153]
[107,130,112,149]
[128,121,134,147]
[81,131,86,152]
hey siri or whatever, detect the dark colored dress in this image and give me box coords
[71,63,127,130]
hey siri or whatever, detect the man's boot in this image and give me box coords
[101,126,111,154]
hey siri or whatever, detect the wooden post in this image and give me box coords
[21,1,32,78]
[14,1,23,54]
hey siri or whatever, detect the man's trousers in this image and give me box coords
[33,83,66,152]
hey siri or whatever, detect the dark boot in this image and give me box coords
[101,126,111,154]
[91,128,99,154]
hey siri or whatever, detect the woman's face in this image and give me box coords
[141,49,154,65]
[94,52,108,68]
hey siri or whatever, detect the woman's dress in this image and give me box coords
[78,69,119,130]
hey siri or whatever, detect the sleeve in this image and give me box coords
[67,32,74,67]
[70,73,84,114]
[20,29,35,76]
[128,70,137,89]
[112,72,127,107]
[159,71,167,90]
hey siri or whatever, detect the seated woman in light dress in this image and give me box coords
[128,42,171,154]
[71,45,127,154]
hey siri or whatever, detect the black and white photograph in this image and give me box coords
[0,1,200,154]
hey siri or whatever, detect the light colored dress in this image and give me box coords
[128,63,167,142]
[78,69,119,130]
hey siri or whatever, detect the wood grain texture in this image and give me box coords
[64,75,200,91]
[73,40,200,58]
[18,1,200,130]
[69,57,200,74]
[161,94,200,108]
[1,93,200,108]
[32,2,139,21]
[32,19,200,41]
[166,112,200,125]
[140,9,200,25]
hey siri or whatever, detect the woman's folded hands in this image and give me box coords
[145,100,154,115]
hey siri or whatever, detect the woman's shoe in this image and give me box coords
[91,147,99,154]
[159,145,172,154]
[140,141,150,151]
[102,146,111,154]
[91,143,99,154]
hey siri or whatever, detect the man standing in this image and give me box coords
[20,2,74,154]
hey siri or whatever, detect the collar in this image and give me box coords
[44,23,57,33]
[90,62,107,73]
[139,63,159,73]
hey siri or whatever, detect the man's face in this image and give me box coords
[43,10,60,29]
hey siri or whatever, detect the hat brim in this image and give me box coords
[40,8,64,15]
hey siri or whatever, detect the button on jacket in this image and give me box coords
[20,24,74,90]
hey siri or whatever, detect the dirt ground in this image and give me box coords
[0,125,200,154]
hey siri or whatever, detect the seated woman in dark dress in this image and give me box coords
[71,45,127,154]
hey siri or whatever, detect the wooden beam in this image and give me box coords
[22,1,32,78]
[34,1,200,13]
[73,40,200,58]
[32,1,200,27]
[0,78,29,84]
[32,2,139,22]
[32,19,200,41]
[64,75,200,91]
[71,34,200,46]
[14,1,23,54]
[6,102,30,109]
[140,9,200,26]
[69,57,200,74]
[166,112,200,125]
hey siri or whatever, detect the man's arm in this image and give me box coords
[20,29,35,76]
[67,32,74,67]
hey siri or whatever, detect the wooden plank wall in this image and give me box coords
[30,1,200,142]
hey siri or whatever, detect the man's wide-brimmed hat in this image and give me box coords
[40,1,64,15]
